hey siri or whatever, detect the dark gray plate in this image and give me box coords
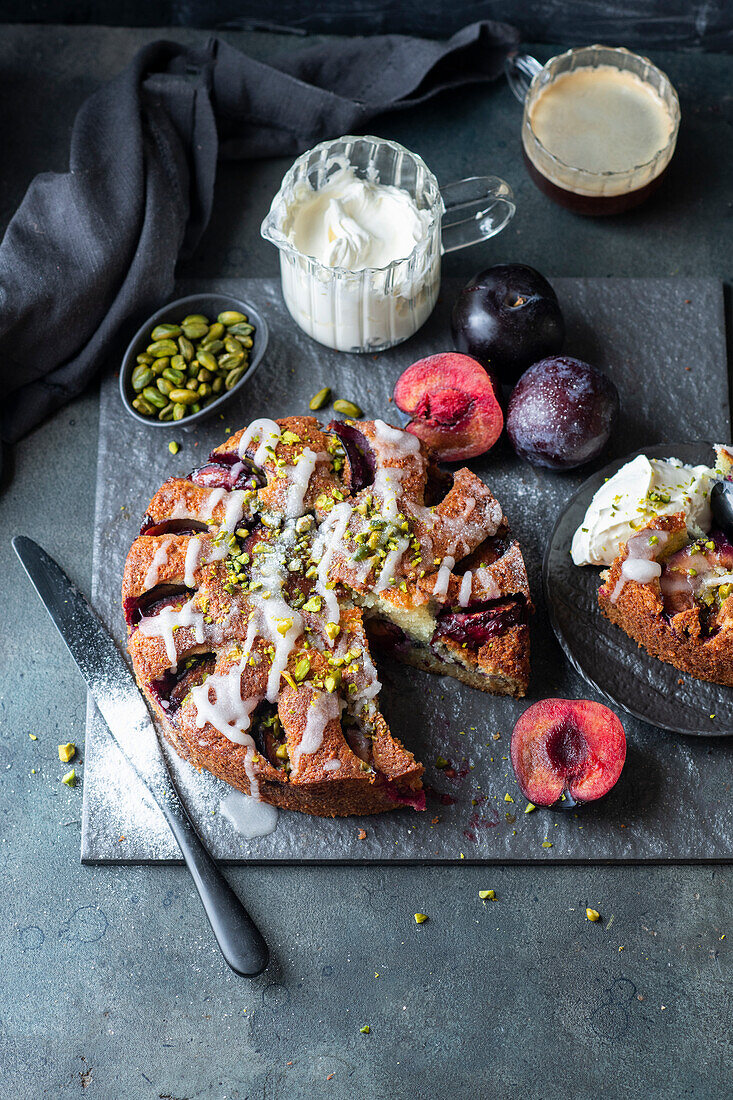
[544,441,733,737]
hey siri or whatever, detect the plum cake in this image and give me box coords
[599,513,733,686]
[122,416,531,817]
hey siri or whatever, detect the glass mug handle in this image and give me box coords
[504,51,543,103]
[439,176,516,255]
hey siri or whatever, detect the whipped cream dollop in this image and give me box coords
[571,454,719,567]
[282,164,431,270]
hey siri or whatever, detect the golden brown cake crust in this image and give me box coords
[123,416,531,817]
[598,513,733,686]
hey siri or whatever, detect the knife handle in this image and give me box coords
[162,800,269,977]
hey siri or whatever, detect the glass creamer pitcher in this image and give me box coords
[261,135,515,353]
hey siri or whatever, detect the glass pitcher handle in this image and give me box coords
[439,177,516,255]
[504,51,543,103]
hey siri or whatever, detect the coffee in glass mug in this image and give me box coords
[506,46,680,215]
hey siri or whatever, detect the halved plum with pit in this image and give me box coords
[393,353,503,462]
[434,599,524,649]
[510,699,626,808]
[328,420,376,492]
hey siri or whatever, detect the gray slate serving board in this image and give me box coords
[82,276,733,863]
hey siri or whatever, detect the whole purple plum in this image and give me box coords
[506,356,619,470]
[451,264,565,384]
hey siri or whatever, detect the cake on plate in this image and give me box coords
[599,512,733,686]
[122,416,531,817]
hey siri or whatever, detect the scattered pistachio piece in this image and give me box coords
[58,743,76,763]
[309,386,331,411]
[333,398,363,418]
[479,890,496,901]
[504,793,514,803]
[586,908,601,922]
[29,734,37,741]
[168,440,180,454]
[360,1025,370,1034]
[435,756,448,769]
[414,913,428,924]
[524,802,536,813]
[62,768,77,787]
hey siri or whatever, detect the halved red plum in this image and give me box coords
[434,599,524,649]
[510,699,626,808]
[393,353,503,462]
[660,529,733,614]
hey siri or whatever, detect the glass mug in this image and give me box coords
[261,135,515,353]
[505,45,681,215]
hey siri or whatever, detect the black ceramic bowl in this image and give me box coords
[119,292,269,430]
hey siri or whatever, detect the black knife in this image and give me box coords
[12,535,269,977]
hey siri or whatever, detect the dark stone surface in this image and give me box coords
[84,276,733,863]
[1,25,732,1098]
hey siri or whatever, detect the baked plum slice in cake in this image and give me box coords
[598,513,733,686]
[122,415,532,819]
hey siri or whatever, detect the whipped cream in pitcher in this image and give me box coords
[261,136,515,353]
[283,163,432,270]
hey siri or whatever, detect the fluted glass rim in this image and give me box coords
[523,45,681,182]
[260,135,442,276]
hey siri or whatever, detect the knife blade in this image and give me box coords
[13,535,269,977]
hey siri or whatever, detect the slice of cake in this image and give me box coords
[598,512,733,686]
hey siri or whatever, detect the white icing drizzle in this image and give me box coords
[372,459,405,522]
[433,555,455,598]
[353,642,381,705]
[190,614,259,742]
[222,488,246,534]
[184,536,202,588]
[237,418,282,466]
[373,419,421,455]
[458,571,473,607]
[291,691,343,772]
[249,550,305,701]
[168,497,193,520]
[142,536,174,590]
[314,501,353,630]
[191,671,261,746]
[446,497,477,557]
[137,597,205,668]
[219,789,278,838]
[285,448,321,518]
[611,530,668,602]
[475,567,500,600]
[375,536,409,593]
[200,487,227,521]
